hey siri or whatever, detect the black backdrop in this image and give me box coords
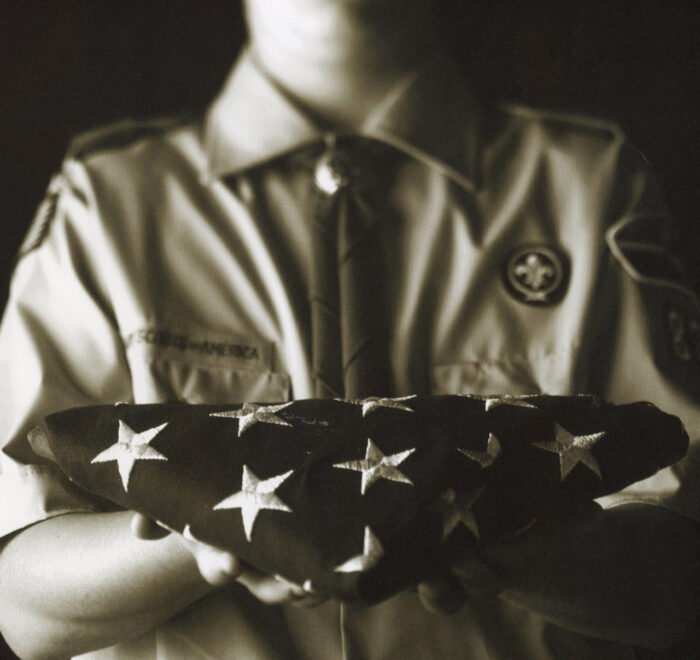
[0,0,698,299]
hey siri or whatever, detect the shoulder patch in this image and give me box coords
[67,115,187,159]
[638,282,700,399]
[18,172,65,258]
[665,307,700,364]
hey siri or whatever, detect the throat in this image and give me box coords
[245,0,437,128]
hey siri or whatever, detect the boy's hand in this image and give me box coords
[131,513,327,607]
[417,549,503,615]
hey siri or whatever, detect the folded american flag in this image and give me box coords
[28,394,687,603]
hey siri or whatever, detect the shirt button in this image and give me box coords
[314,151,351,195]
[237,176,255,204]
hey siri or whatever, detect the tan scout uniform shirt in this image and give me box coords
[1,49,699,659]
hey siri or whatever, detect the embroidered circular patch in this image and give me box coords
[504,246,568,305]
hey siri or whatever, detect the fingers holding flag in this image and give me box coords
[131,513,243,586]
[417,567,469,615]
[130,513,327,606]
[416,546,503,615]
[237,573,328,607]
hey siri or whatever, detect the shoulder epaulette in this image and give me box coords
[501,103,623,141]
[66,115,188,160]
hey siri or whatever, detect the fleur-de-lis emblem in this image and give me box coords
[505,246,567,304]
[514,254,554,291]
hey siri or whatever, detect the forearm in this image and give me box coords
[0,511,213,659]
[480,503,700,649]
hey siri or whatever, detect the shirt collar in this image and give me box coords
[203,47,482,191]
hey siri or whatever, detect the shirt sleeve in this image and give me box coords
[0,158,133,539]
[594,143,700,524]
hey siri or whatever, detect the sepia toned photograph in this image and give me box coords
[0,1,698,658]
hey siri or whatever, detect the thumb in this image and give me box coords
[450,552,503,599]
[195,545,243,587]
[130,513,171,540]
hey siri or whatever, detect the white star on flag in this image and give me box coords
[346,395,417,417]
[484,394,538,412]
[335,526,384,573]
[533,423,605,480]
[333,438,416,495]
[458,433,502,468]
[210,402,293,436]
[213,465,293,541]
[441,485,486,540]
[91,420,168,491]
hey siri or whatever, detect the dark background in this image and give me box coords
[0,0,698,306]
[0,3,697,656]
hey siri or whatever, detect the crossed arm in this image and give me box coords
[1,502,698,659]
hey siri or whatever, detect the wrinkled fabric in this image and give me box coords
[1,48,698,659]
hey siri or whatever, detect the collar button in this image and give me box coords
[314,151,352,195]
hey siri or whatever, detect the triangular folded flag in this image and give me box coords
[28,394,687,604]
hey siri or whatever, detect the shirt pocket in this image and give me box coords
[431,359,543,396]
[125,328,290,404]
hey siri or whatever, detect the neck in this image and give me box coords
[244,0,437,127]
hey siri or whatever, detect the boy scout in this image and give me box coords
[1,1,698,658]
